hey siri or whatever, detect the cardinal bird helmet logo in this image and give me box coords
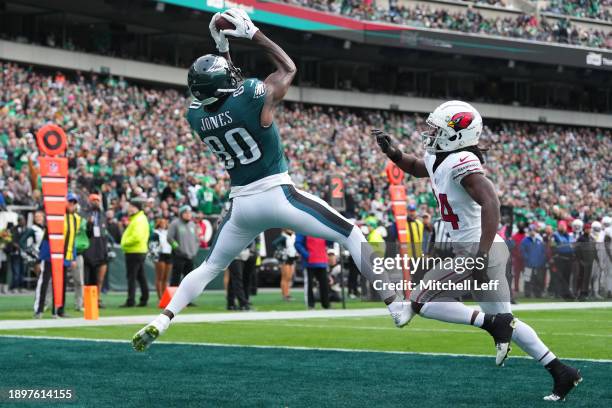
[447,112,474,131]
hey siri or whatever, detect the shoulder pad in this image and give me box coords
[447,151,484,182]
[236,78,266,100]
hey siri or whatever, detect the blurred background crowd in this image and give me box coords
[285,0,612,49]
[2,63,608,222]
[0,62,611,311]
[544,0,612,21]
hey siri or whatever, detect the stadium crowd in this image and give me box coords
[285,0,612,49]
[0,62,611,303]
[544,0,612,22]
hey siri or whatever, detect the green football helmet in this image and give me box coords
[187,54,242,105]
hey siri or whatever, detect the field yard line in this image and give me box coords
[223,320,612,337]
[1,301,611,331]
[1,334,610,364]
[0,308,387,330]
[219,321,612,338]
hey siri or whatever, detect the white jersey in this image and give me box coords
[424,150,504,246]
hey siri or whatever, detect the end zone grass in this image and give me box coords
[1,305,610,407]
[0,335,609,408]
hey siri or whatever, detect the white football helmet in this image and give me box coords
[422,100,483,153]
[602,216,612,228]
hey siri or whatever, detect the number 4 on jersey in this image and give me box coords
[438,193,459,230]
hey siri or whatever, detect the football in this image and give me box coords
[215,15,235,31]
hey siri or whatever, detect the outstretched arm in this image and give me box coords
[219,8,296,127]
[461,173,500,254]
[371,129,428,178]
[253,31,296,127]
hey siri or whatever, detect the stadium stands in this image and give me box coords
[284,0,612,48]
[544,0,612,22]
[1,62,609,226]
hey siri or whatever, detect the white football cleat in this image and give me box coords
[387,300,414,328]
[482,313,515,366]
[495,342,512,367]
[132,314,170,352]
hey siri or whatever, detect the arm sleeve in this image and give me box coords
[294,235,308,259]
[134,218,147,241]
[520,239,528,259]
[120,224,133,248]
[19,229,32,248]
[167,221,178,246]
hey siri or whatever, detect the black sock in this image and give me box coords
[481,313,495,333]
[162,309,175,320]
[545,358,564,376]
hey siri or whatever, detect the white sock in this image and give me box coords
[152,314,170,333]
[165,261,220,316]
[512,319,556,366]
[472,312,485,327]
[420,301,478,325]
[343,227,396,301]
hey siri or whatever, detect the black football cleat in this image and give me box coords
[483,313,516,366]
[544,364,582,401]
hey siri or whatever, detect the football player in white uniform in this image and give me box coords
[373,101,582,402]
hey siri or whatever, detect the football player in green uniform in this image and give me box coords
[132,8,410,352]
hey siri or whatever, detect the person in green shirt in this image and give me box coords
[196,184,217,215]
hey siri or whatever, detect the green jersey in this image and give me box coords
[186,78,289,192]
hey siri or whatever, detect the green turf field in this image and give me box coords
[1,308,611,359]
[0,335,609,408]
[1,292,610,407]
[0,290,570,320]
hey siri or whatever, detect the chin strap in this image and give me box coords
[227,60,244,84]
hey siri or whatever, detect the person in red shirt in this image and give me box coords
[511,223,527,296]
[295,234,330,309]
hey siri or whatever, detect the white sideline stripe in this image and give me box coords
[0,301,611,331]
[230,321,612,338]
[0,334,610,364]
[0,308,387,330]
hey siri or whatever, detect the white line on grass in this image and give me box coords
[217,321,612,338]
[0,334,610,364]
[1,301,611,331]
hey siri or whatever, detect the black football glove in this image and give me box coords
[372,128,401,162]
[469,251,489,284]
